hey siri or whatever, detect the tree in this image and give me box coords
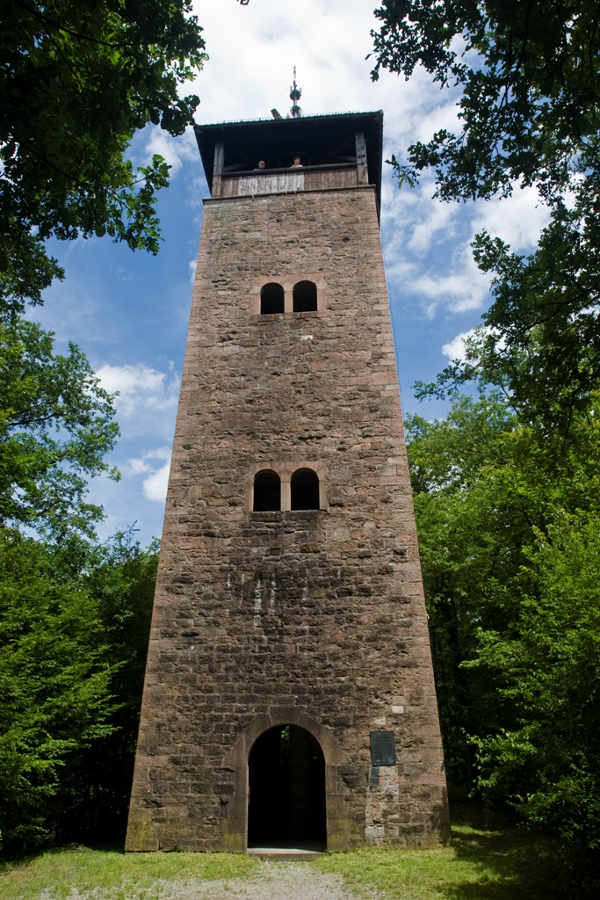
[406,392,532,788]
[1,1,207,311]
[468,508,600,862]
[82,530,158,842]
[0,531,120,854]
[406,387,600,871]
[371,1,600,202]
[416,193,600,431]
[0,528,159,855]
[371,1,600,426]
[0,315,119,538]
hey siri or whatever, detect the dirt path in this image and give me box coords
[49,860,385,899]
[160,860,384,898]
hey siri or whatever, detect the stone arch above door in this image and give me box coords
[226,707,343,769]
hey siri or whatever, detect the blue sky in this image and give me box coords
[32,1,549,546]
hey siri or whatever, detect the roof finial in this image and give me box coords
[290,66,302,119]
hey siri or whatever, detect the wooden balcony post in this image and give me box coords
[355,132,368,184]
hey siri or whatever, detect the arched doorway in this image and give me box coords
[248,724,326,849]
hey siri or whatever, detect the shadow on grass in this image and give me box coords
[444,804,585,900]
[0,838,125,870]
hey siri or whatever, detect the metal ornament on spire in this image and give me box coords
[290,66,302,118]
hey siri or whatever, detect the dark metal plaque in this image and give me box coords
[370,731,396,766]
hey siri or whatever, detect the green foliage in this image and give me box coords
[0,3,189,851]
[81,530,158,841]
[415,174,600,431]
[0,531,119,855]
[0,315,119,538]
[406,389,600,869]
[468,509,600,852]
[406,393,528,786]
[0,528,157,857]
[0,1,207,310]
[0,312,154,851]
[372,2,600,428]
[371,1,600,202]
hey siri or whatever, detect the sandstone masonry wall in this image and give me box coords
[126,184,449,852]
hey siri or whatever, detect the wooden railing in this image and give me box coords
[215,163,364,198]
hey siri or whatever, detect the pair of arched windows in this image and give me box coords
[260,281,317,315]
[253,468,320,511]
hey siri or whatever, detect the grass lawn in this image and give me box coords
[0,850,259,899]
[0,807,575,899]
[313,808,570,899]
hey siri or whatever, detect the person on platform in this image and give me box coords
[290,155,303,168]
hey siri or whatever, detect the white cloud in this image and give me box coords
[381,178,452,281]
[408,198,456,254]
[126,447,171,477]
[472,185,550,249]
[442,329,477,362]
[123,447,172,504]
[129,458,150,476]
[382,175,547,320]
[143,461,171,503]
[388,231,490,317]
[413,270,488,317]
[97,363,180,419]
[415,100,461,143]
[403,185,549,319]
[31,277,112,348]
[143,125,199,175]
[442,326,504,362]
[190,1,444,142]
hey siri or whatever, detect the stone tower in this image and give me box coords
[126,110,449,853]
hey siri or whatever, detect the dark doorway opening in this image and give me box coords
[248,724,326,849]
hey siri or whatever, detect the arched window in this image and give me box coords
[291,468,319,510]
[293,280,317,312]
[260,282,284,315]
[253,470,281,511]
